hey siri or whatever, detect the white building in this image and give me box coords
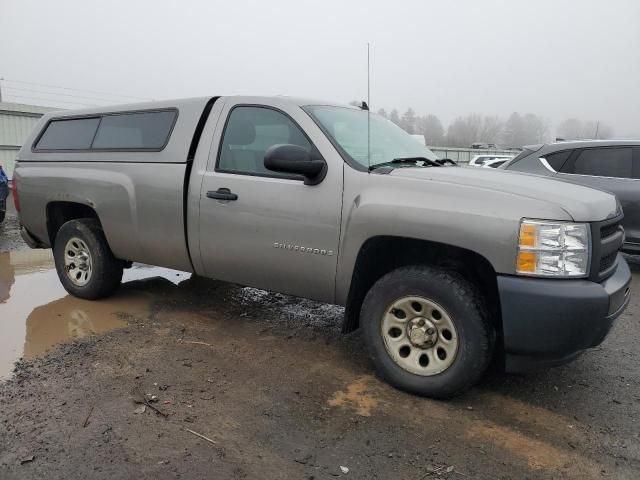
[0,102,58,179]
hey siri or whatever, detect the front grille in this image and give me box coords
[591,216,624,281]
[599,251,617,272]
[600,223,621,240]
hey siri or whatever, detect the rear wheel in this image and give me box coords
[361,265,494,398]
[53,219,123,299]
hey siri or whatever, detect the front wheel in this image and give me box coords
[53,219,123,300]
[361,265,494,399]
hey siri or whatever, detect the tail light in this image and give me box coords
[12,175,20,213]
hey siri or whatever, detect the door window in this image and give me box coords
[543,150,572,171]
[561,148,633,178]
[217,106,312,176]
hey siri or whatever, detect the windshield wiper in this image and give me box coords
[392,156,443,167]
[435,158,457,166]
[369,156,442,171]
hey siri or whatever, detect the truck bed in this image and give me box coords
[15,97,215,272]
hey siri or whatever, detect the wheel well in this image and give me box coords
[343,236,501,336]
[46,202,100,247]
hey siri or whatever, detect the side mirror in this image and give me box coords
[264,144,327,185]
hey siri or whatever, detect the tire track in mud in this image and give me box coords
[325,375,635,479]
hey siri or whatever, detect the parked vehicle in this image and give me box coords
[0,165,8,224]
[501,140,640,253]
[470,142,498,149]
[14,97,630,398]
[468,154,514,167]
[481,158,509,169]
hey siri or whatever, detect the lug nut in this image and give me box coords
[426,327,435,335]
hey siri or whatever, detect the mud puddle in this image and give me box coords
[0,249,191,379]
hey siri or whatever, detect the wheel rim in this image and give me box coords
[63,237,93,287]
[381,296,459,376]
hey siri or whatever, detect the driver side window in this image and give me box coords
[217,106,312,176]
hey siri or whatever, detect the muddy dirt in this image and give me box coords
[0,212,22,253]
[0,250,191,378]
[1,207,639,479]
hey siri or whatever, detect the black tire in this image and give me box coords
[361,265,494,399]
[53,219,123,300]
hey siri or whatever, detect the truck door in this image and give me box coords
[197,101,343,303]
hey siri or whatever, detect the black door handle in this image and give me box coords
[207,188,238,201]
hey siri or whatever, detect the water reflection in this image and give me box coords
[0,249,337,380]
[0,253,14,303]
[0,250,191,379]
[22,291,146,358]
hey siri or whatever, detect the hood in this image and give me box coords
[389,166,619,222]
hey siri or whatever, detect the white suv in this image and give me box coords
[468,154,514,167]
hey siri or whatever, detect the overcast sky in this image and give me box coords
[1,0,639,136]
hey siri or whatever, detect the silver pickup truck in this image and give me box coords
[14,96,631,398]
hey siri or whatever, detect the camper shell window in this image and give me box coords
[33,109,178,152]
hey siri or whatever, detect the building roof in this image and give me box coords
[0,101,60,116]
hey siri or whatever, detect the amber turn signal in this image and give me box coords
[518,222,536,247]
[516,251,537,273]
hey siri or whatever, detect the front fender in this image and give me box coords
[335,170,572,305]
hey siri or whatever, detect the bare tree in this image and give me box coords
[479,115,504,145]
[445,114,507,147]
[502,112,524,147]
[375,107,550,148]
[502,112,548,147]
[557,118,614,140]
[582,121,598,139]
[446,114,483,147]
[416,114,445,146]
[389,109,400,125]
[583,120,614,139]
[378,107,443,144]
[399,108,417,134]
[595,122,614,139]
[556,118,584,140]
[522,113,549,144]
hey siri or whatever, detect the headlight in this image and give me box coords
[516,219,591,277]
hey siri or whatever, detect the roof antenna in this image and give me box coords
[367,42,371,172]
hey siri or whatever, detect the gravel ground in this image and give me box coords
[1,206,639,479]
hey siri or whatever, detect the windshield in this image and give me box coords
[304,106,438,169]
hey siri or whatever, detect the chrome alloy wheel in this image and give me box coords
[64,237,93,287]
[381,296,459,376]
